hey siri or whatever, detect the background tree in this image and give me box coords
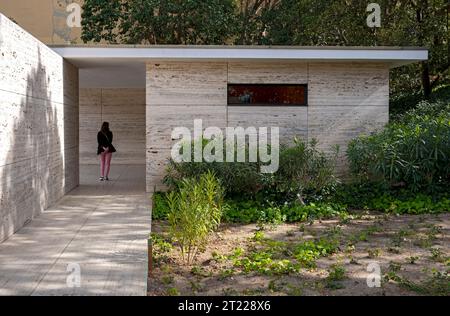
[82,0,450,100]
[81,0,238,44]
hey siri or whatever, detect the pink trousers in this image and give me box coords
[100,150,112,178]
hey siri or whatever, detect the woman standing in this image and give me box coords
[97,122,116,181]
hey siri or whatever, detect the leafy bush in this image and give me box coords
[370,194,450,215]
[221,199,347,224]
[152,192,170,220]
[165,138,338,203]
[164,139,262,197]
[390,85,450,121]
[332,182,449,214]
[281,202,348,223]
[166,171,224,264]
[273,138,339,204]
[347,101,450,192]
[221,199,262,223]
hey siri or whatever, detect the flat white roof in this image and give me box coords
[52,45,428,67]
[49,46,428,89]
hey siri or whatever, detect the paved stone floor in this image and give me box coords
[0,165,151,296]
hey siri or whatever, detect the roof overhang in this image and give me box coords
[52,45,428,68]
[49,45,428,89]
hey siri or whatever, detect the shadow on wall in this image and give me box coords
[0,47,65,242]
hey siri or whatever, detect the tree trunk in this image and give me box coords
[422,61,432,98]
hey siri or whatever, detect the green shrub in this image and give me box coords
[164,139,263,197]
[152,192,170,220]
[273,138,339,204]
[222,199,262,223]
[390,85,450,121]
[221,199,348,224]
[166,171,224,264]
[370,194,450,215]
[347,103,450,192]
[332,182,449,214]
[281,202,347,223]
[164,138,338,202]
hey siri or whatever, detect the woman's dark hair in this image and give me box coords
[101,122,110,134]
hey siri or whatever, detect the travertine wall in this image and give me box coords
[146,61,389,192]
[79,88,146,165]
[0,14,79,242]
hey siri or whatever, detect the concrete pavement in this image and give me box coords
[0,165,151,296]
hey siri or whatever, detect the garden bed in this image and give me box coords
[148,212,449,296]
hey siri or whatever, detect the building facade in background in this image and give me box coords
[0,0,83,44]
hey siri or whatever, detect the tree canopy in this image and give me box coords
[81,0,450,98]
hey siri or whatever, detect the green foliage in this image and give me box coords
[82,0,237,44]
[256,205,286,230]
[370,195,450,215]
[273,138,339,204]
[164,139,263,197]
[222,198,347,224]
[222,199,262,224]
[152,192,170,220]
[166,287,180,296]
[166,171,224,264]
[333,181,449,214]
[233,251,300,275]
[325,264,346,289]
[385,269,450,296]
[293,238,339,269]
[165,138,338,203]
[82,1,450,100]
[390,86,450,121]
[150,233,173,265]
[282,202,347,223]
[347,101,450,192]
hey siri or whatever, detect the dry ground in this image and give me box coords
[148,212,449,296]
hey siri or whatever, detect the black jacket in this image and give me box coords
[97,131,117,155]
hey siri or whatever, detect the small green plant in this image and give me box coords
[407,256,419,264]
[326,264,346,289]
[430,248,447,263]
[293,238,338,269]
[268,279,284,292]
[166,171,224,264]
[257,205,286,230]
[211,251,227,263]
[367,248,381,258]
[218,269,235,281]
[150,233,173,265]
[385,269,450,296]
[190,280,205,293]
[252,231,266,242]
[161,275,174,285]
[286,284,303,296]
[234,251,300,275]
[166,287,180,296]
[190,266,211,277]
[152,192,170,220]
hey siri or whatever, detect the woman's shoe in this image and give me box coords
[99,177,104,181]
[105,177,109,181]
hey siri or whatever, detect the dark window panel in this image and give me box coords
[228,84,307,106]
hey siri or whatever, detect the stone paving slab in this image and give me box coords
[0,165,151,296]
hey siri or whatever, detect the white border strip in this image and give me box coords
[52,47,428,62]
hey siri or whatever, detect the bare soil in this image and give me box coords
[148,212,449,296]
